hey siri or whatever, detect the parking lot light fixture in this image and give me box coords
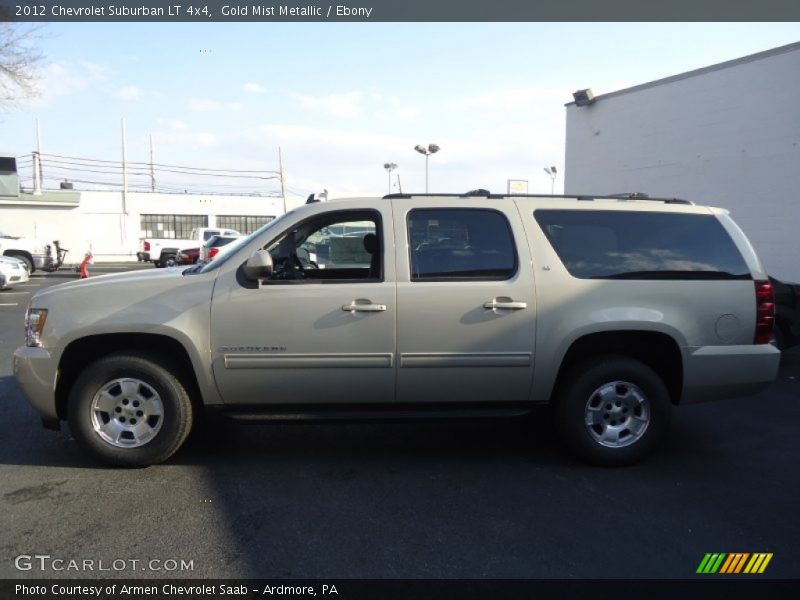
[383,162,398,194]
[414,144,440,193]
[544,166,557,195]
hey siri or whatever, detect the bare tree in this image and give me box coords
[0,23,44,109]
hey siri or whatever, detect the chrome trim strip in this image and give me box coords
[400,352,532,368]
[225,353,394,369]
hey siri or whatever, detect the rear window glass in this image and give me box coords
[534,210,750,280]
[408,209,517,280]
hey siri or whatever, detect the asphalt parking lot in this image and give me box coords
[0,266,798,580]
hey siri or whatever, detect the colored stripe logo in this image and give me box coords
[697,553,773,574]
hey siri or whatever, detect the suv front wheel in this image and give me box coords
[67,353,193,467]
[554,356,671,466]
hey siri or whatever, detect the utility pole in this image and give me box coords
[32,150,41,195]
[35,118,43,192]
[278,146,286,214]
[149,134,156,192]
[121,118,128,212]
[121,118,129,249]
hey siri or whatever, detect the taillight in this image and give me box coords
[144,241,150,251]
[209,247,219,259]
[754,280,774,344]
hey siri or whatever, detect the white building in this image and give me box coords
[0,186,285,261]
[565,42,800,281]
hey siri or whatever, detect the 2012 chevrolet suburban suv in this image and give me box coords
[14,193,781,467]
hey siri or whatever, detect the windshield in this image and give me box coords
[185,210,295,275]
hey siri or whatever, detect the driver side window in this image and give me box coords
[263,210,382,283]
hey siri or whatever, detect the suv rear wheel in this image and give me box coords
[67,353,193,467]
[554,356,671,466]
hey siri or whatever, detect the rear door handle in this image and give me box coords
[342,300,387,312]
[483,298,527,310]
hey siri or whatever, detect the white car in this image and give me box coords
[0,255,30,289]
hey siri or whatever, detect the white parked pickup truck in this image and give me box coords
[0,230,52,273]
[138,227,241,268]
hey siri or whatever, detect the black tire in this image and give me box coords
[159,254,176,268]
[554,356,671,466]
[67,353,194,467]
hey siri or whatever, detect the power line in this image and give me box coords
[36,152,280,175]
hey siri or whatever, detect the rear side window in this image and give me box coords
[408,209,517,281]
[534,210,751,280]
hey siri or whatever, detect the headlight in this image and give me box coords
[25,307,48,347]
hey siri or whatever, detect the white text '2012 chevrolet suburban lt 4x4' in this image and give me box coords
[14,193,780,467]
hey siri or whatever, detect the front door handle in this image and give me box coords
[342,299,387,312]
[483,297,527,310]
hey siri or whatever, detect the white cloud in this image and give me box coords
[188,98,244,113]
[188,98,223,112]
[33,62,88,103]
[448,86,568,111]
[375,105,419,121]
[157,118,188,130]
[116,85,143,101]
[78,60,109,81]
[293,91,363,119]
[243,82,266,94]
[155,130,218,147]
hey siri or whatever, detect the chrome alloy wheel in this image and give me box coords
[90,378,164,448]
[584,380,650,448]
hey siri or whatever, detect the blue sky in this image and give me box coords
[3,22,800,197]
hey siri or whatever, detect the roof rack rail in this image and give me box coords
[608,192,693,205]
[381,192,694,205]
[383,192,504,199]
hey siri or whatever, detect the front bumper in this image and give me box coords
[681,344,781,404]
[13,345,59,422]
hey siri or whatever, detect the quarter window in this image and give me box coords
[407,209,517,281]
[534,210,751,280]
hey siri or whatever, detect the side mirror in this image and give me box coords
[242,249,273,282]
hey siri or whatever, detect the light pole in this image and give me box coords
[383,162,397,194]
[544,166,557,195]
[414,144,440,193]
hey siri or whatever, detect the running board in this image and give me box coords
[208,402,538,424]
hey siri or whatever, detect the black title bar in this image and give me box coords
[2,0,800,22]
[3,579,800,600]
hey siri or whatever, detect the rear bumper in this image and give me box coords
[33,254,52,270]
[137,252,151,261]
[681,344,781,404]
[13,345,59,422]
